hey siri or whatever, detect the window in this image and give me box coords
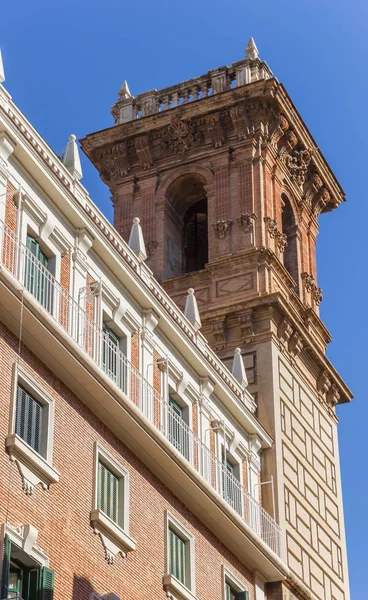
[167,396,190,460]
[15,386,43,455]
[98,460,120,525]
[90,444,136,562]
[183,199,208,274]
[222,454,241,514]
[163,512,196,600]
[24,235,53,312]
[102,323,120,385]
[169,528,187,585]
[223,567,249,600]
[1,534,54,600]
[6,365,59,494]
[281,194,299,289]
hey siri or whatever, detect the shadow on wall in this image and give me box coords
[72,576,121,600]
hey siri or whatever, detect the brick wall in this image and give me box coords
[0,321,255,600]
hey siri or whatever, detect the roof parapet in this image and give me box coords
[111,39,272,125]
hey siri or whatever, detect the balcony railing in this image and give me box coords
[0,220,282,556]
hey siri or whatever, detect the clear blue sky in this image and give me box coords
[1,0,366,596]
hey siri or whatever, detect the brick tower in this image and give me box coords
[81,39,352,600]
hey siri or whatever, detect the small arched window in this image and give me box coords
[183,199,208,273]
[281,194,299,288]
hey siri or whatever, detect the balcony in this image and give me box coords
[0,220,281,557]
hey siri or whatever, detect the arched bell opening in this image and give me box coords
[281,193,299,290]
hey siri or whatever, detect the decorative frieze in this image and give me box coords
[163,118,202,154]
[212,319,226,351]
[238,311,254,344]
[96,142,130,182]
[285,148,313,187]
[288,330,303,358]
[212,219,232,239]
[278,318,293,350]
[230,105,249,141]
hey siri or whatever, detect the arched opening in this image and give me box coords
[164,175,208,279]
[281,194,299,288]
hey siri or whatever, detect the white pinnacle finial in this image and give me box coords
[119,80,132,99]
[245,37,259,60]
[128,217,147,261]
[62,134,83,180]
[0,49,5,84]
[184,288,201,331]
[232,348,248,388]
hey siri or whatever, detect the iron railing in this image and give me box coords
[0,220,282,556]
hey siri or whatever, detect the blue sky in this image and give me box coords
[1,0,366,595]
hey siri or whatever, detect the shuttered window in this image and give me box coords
[98,460,120,524]
[25,236,53,312]
[102,324,120,384]
[168,397,183,453]
[169,528,187,586]
[15,386,43,455]
[225,582,249,600]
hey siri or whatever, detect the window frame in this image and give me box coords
[164,511,196,599]
[90,443,136,560]
[5,363,59,493]
[222,566,249,600]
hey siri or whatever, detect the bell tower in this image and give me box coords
[81,39,352,600]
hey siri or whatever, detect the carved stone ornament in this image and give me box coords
[237,212,257,232]
[288,330,303,358]
[278,318,293,350]
[212,219,232,239]
[135,136,153,170]
[230,105,249,141]
[327,383,340,407]
[146,240,158,259]
[163,118,202,154]
[238,311,254,344]
[212,319,226,350]
[301,272,323,305]
[317,371,332,396]
[264,217,288,252]
[96,142,130,183]
[205,112,225,148]
[269,112,289,148]
[286,148,313,187]
[277,233,288,253]
[279,130,298,159]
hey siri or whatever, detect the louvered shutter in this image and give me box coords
[40,567,54,600]
[169,398,183,454]
[25,236,51,311]
[235,592,249,600]
[98,461,119,524]
[27,568,41,600]
[15,386,43,455]
[0,534,11,600]
[102,324,120,384]
[169,529,186,586]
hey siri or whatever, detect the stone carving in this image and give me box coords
[288,330,303,358]
[212,219,232,239]
[237,212,256,232]
[205,112,225,148]
[97,142,130,182]
[269,112,289,148]
[230,105,249,141]
[317,371,332,396]
[278,318,293,350]
[146,240,158,259]
[212,319,226,350]
[301,272,323,305]
[286,149,313,186]
[264,217,288,252]
[163,118,202,154]
[135,136,153,170]
[327,383,340,407]
[238,311,254,344]
[279,130,298,159]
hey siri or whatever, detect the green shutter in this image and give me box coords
[98,461,119,524]
[102,324,120,384]
[40,567,54,600]
[168,397,183,454]
[236,592,249,600]
[15,386,43,455]
[169,528,186,586]
[25,236,52,312]
[0,534,11,600]
[27,568,41,600]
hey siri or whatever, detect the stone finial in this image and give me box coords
[232,348,248,388]
[0,49,5,83]
[184,288,201,330]
[245,37,259,60]
[62,134,83,180]
[128,217,147,261]
[118,80,132,99]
